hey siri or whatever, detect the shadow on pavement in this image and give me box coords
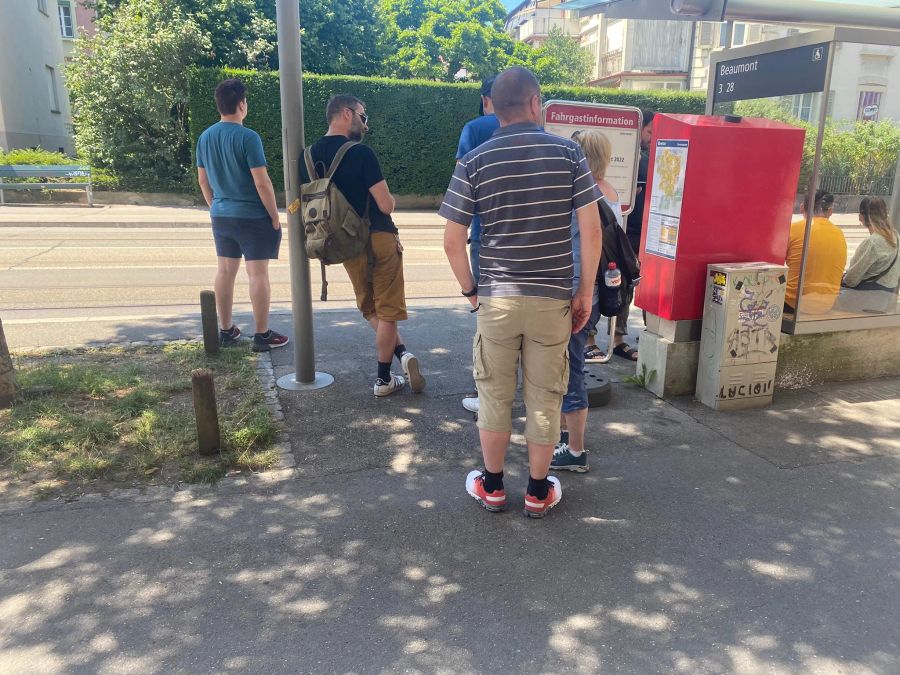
[1,306,898,672]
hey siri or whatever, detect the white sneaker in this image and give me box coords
[374,374,406,397]
[462,397,480,413]
[400,352,426,393]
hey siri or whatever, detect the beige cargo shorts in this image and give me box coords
[473,295,571,445]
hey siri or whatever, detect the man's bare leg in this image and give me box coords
[527,441,555,480]
[245,259,271,334]
[375,318,399,363]
[479,429,510,474]
[215,257,241,330]
[367,317,402,351]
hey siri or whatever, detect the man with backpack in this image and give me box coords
[196,78,289,353]
[299,94,425,397]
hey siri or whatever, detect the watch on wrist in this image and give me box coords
[461,285,478,298]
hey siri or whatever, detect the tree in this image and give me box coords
[531,26,592,86]
[378,0,517,81]
[293,0,387,75]
[66,0,210,186]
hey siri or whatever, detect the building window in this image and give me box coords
[718,23,729,47]
[732,23,746,47]
[789,92,816,122]
[858,91,882,121]
[46,65,61,113]
[58,1,74,38]
[37,0,49,15]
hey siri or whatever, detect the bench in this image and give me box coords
[0,165,93,206]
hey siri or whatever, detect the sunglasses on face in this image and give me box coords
[347,108,369,125]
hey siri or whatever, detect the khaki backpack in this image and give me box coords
[301,142,370,266]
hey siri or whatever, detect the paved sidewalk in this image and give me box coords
[1,307,898,673]
[0,204,444,229]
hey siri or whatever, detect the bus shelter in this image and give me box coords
[706,27,900,335]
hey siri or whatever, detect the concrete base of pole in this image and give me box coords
[277,372,334,391]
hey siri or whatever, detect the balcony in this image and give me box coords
[518,16,581,45]
[600,49,623,77]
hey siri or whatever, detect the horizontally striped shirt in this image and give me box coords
[438,122,601,300]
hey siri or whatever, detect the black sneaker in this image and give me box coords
[252,329,289,352]
[220,325,241,346]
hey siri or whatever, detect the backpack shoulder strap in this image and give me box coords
[326,142,358,179]
[303,147,318,181]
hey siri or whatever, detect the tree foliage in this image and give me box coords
[531,26,593,86]
[735,98,900,193]
[376,0,591,86]
[66,0,210,187]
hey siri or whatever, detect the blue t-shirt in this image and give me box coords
[196,121,269,219]
[455,114,500,243]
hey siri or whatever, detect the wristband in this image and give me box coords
[461,285,478,298]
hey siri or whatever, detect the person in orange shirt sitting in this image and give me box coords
[784,190,847,315]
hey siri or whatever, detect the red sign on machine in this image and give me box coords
[543,101,642,214]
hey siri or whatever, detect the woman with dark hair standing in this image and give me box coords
[836,196,900,314]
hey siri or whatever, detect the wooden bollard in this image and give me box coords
[191,368,221,455]
[0,318,15,409]
[200,290,220,357]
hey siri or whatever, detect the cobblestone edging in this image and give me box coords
[1,338,296,515]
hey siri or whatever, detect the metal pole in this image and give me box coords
[275,0,333,391]
[890,154,900,232]
[793,42,835,321]
[672,0,900,30]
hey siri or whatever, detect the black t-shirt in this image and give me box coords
[299,135,397,234]
[626,148,649,252]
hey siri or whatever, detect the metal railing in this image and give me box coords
[818,166,896,196]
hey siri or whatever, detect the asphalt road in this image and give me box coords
[0,208,870,352]
[1,222,458,351]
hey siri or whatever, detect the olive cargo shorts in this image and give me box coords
[343,232,408,322]
[473,296,571,445]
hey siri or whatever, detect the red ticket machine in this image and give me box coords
[634,114,805,321]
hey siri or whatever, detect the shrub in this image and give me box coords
[188,68,706,195]
[0,149,80,166]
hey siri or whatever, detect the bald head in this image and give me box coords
[491,67,541,125]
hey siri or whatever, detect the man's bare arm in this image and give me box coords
[197,167,213,209]
[443,220,477,307]
[250,166,281,230]
[369,180,396,215]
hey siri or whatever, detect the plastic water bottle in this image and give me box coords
[599,262,623,317]
[604,262,622,288]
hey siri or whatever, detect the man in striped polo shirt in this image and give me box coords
[440,67,602,519]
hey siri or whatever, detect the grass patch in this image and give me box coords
[0,343,280,500]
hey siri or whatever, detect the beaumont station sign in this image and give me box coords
[713,42,830,105]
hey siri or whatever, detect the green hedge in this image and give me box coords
[188,68,705,196]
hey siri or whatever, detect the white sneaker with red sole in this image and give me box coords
[523,475,562,518]
[465,470,507,512]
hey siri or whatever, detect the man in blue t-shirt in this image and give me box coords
[455,76,500,415]
[196,78,288,353]
[455,77,500,283]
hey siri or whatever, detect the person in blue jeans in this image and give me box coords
[551,134,606,472]
[196,78,289,353]
[456,76,500,414]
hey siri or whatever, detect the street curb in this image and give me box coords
[1,337,299,514]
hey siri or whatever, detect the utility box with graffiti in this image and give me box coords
[696,262,788,411]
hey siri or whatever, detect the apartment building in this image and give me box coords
[505,0,581,46]
[0,0,96,154]
[580,16,693,90]
[691,21,900,124]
